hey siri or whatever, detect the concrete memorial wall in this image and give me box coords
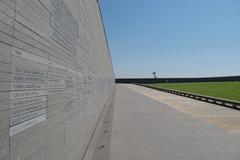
[0,0,115,159]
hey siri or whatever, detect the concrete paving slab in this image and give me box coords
[109,84,240,160]
[126,84,240,132]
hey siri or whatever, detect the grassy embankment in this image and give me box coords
[144,82,240,102]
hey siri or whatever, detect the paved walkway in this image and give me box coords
[109,84,240,160]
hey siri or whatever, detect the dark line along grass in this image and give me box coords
[144,82,240,102]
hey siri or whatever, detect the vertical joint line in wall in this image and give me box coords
[63,63,66,145]
[46,29,50,160]
[9,0,18,159]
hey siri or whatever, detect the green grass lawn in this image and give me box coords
[144,82,240,102]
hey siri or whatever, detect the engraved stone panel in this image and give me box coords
[0,0,115,160]
[10,49,48,137]
[50,0,79,55]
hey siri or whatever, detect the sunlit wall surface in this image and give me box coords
[0,0,115,159]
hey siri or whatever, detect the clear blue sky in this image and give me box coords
[100,0,240,78]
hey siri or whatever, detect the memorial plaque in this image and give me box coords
[10,102,46,117]
[48,72,65,80]
[11,96,47,109]
[10,108,46,126]
[48,77,65,84]
[63,68,78,124]
[11,74,48,83]
[11,66,47,77]
[10,48,49,136]
[10,114,46,136]
[50,0,79,55]
[11,82,47,91]
[11,90,48,99]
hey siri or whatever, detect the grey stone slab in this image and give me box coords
[15,0,50,31]
[49,54,67,67]
[0,42,12,63]
[29,150,47,160]
[0,0,15,18]
[0,72,10,82]
[39,0,51,12]
[46,138,64,160]
[0,19,13,35]
[0,30,13,45]
[0,128,9,160]
[13,28,53,55]
[23,0,50,20]
[46,121,64,140]
[0,0,16,9]
[0,91,9,101]
[0,11,14,28]
[13,23,68,62]
[47,92,65,106]
[0,110,9,131]
[0,82,9,91]
[0,98,10,111]
[10,121,47,160]
[48,38,74,58]
[18,0,50,22]
[0,61,10,72]
[14,21,48,44]
[47,103,64,118]
[14,12,49,39]
[12,39,49,59]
